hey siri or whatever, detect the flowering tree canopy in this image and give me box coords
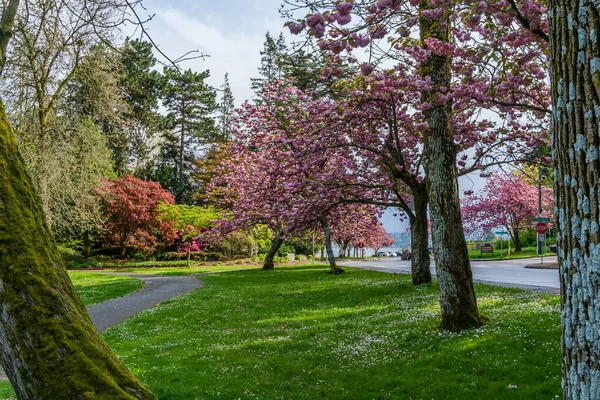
[279,0,551,331]
[461,172,553,251]
[330,204,395,254]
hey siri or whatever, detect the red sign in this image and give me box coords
[535,222,549,234]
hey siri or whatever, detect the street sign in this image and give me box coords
[495,231,508,235]
[533,217,550,222]
[535,222,549,234]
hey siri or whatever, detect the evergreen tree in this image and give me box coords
[218,73,235,141]
[250,32,288,95]
[119,39,167,173]
[251,32,352,99]
[154,67,217,202]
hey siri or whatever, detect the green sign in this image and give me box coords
[495,231,508,235]
[533,217,550,222]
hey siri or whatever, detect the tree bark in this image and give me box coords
[511,230,522,252]
[263,231,284,270]
[320,217,343,274]
[420,2,483,331]
[187,241,191,268]
[0,100,156,399]
[410,183,432,285]
[0,0,20,77]
[549,0,600,396]
[179,99,185,198]
[83,231,91,259]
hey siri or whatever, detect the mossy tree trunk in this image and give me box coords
[0,100,157,399]
[263,231,284,270]
[319,217,343,274]
[419,1,483,331]
[549,0,600,396]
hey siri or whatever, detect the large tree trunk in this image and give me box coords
[549,2,600,397]
[420,3,483,332]
[320,217,343,274]
[0,100,156,399]
[263,231,284,270]
[410,184,432,285]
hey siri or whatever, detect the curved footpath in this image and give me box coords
[0,273,203,381]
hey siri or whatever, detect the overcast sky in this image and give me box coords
[134,0,286,106]
[135,0,488,235]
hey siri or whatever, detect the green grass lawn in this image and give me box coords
[68,271,145,306]
[469,246,554,260]
[0,265,561,399]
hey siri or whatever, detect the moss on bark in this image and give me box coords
[0,99,156,399]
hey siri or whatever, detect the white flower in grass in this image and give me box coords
[507,384,518,389]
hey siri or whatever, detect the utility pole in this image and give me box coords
[537,168,544,255]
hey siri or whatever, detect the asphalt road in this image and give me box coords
[336,256,560,292]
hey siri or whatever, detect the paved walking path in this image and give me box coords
[88,273,203,332]
[0,273,203,381]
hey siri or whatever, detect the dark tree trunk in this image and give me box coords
[179,99,185,198]
[320,217,343,274]
[512,230,522,252]
[187,241,191,268]
[549,1,600,396]
[0,101,156,399]
[263,232,284,270]
[410,184,432,285]
[83,230,91,259]
[419,3,483,331]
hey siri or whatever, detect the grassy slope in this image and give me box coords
[97,265,560,399]
[0,265,560,399]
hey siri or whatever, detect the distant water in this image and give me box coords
[326,245,408,257]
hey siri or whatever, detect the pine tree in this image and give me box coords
[119,39,167,173]
[160,67,217,202]
[250,32,288,95]
[217,73,235,141]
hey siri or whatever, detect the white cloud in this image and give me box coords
[151,7,285,105]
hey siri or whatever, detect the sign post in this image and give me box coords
[495,231,509,257]
[533,217,550,255]
[535,222,549,264]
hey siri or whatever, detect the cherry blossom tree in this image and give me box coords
[461,172,553,251]
[282,0,551,331]
[210,83,375,274]
[330,204,395,256]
